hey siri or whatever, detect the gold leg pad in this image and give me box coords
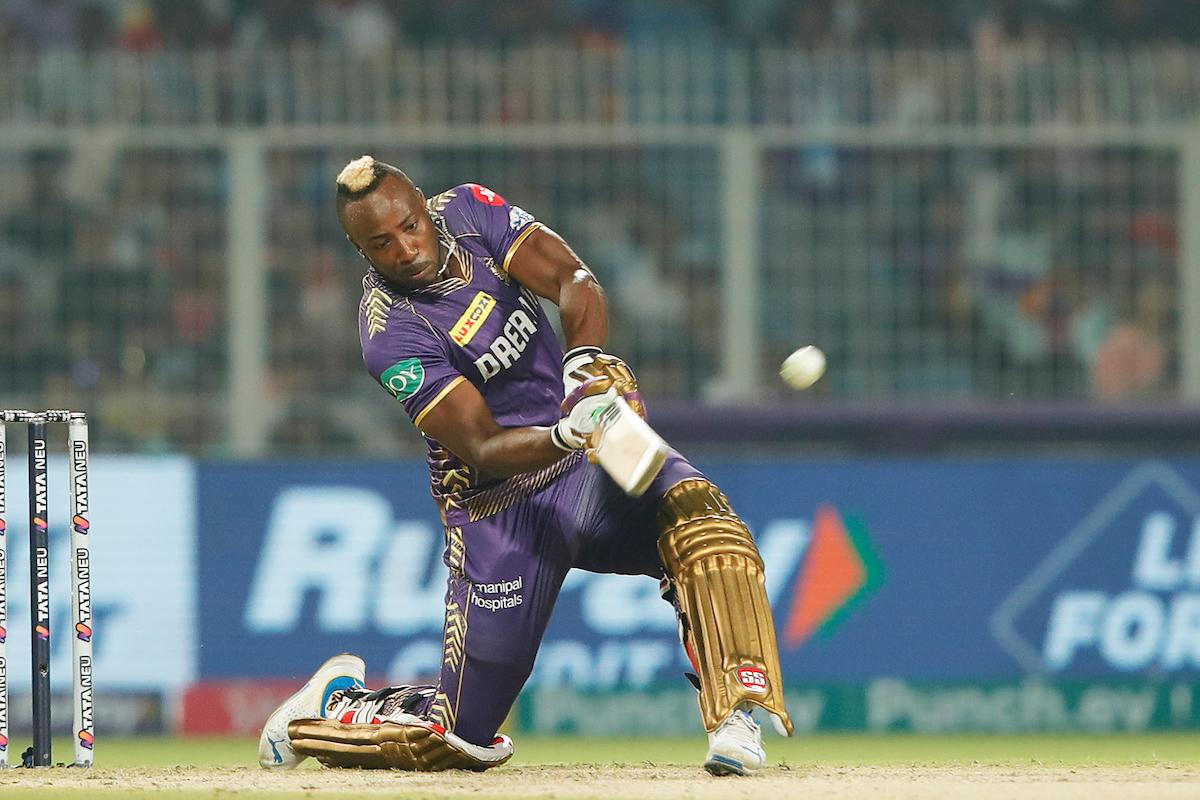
[288,718,512,772]
[658,478,794,735]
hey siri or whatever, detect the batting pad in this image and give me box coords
[657,478,795,735]
[289,717,514,771]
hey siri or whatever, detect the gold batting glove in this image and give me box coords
[561,347,647,420]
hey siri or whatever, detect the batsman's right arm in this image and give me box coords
[417,377,611,478]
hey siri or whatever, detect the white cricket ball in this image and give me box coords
[780,345,826,390]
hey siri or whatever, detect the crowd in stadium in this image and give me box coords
[0,0,1186,456]
[2,0,1198,53]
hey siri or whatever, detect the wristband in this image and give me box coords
[562,346,603,368]
[551,421,581,452]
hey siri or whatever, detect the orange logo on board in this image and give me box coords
[451,292,497,347]
[783,505,883,649]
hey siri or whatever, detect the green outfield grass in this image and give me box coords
[40,731,1200,768]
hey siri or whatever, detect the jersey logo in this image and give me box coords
[474,308,538,381]
[363,288,392,340]
[469,184,506,207]
[509,206,533,230]
[381,358,425,401]
[450,291,497,347]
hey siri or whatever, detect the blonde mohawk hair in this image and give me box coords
[335,156,412,203]
[336,155,378,193]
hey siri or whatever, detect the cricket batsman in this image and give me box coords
[258,156,794,776]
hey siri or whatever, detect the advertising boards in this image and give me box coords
[188,458,1200,733]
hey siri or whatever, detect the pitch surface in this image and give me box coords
[0,735,1196,799]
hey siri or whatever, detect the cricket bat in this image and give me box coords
[591,396,669,496]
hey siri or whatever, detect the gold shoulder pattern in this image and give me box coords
[363,287,392,339]
[427,188,457,215]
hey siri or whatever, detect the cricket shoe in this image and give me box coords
[258,653,366,769]
[325,684,438,724]
[703,708,766,776]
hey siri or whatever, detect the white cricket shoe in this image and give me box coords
[704,708,766,776]
[258,653,366,769]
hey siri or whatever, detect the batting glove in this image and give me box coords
[551,381,618,452]
[562,346,603,396]
[561,347,646,420]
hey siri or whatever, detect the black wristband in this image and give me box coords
[550,424,576,452]
[562,345,602,366]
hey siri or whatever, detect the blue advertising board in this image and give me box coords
[3,456,195,694]
[196,458,1200,692]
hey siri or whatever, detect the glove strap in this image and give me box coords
[550,421,581,452]
[562,345,603,367]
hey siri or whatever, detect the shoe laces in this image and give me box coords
[326,685,436,722]
[717,709,761,747]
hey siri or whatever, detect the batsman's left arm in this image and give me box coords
[507,227,608,351]
[508,227,646,418]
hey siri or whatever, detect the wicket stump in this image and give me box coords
[0,411,94,768]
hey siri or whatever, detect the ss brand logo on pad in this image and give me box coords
[381,358,425,401]
[736,666,768,693]
[450,292,497,347]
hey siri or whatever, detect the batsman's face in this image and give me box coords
[343,176,442,290]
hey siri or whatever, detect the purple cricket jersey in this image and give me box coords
[359,183,575,526]
[354,182,707,747]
